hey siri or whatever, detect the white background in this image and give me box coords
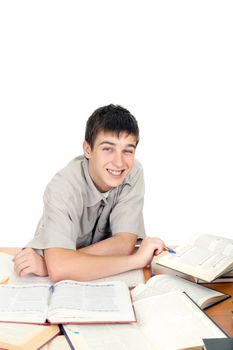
[0,1,232,246]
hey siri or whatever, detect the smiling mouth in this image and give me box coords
[107,169,124,176]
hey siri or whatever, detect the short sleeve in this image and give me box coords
[110,165,146,238]
[26,174,82,250]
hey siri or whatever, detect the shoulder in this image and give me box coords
[45,156,86,198]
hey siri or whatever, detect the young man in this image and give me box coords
[14,104,165,281]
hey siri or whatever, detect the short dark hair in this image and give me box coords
[85,104,139,149]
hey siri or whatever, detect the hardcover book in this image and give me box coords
[154,233,233,282]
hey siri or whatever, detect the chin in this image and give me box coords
[106,179,125,189]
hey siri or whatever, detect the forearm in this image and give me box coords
[79,233,137,256]
[44,248,140,282]
[44,236,165,282]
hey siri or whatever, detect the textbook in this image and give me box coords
[0,323,60,350]
[90,268,145,287]
[62,291,227,350]
[0,280,136,324]
[198,269,233,283]
[9,266,145,288]
[153,233,233,282]
[131,274,229,309]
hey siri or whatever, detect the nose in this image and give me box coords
[112,151,124,168]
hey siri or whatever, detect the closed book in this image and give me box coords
[203,337,233,350]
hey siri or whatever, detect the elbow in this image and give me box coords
[46,262,65,283]
[44,249,90,282]
[48,267,90,283]
[44,248,72,283]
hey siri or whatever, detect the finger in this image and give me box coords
[153,242,165,256]
[14,260,30,276]
[13,249,30,262]
[19,266,34,277]
[13,255,30,269]
[14,249,37,267]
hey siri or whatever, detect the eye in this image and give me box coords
[102,147,113,152]
[124,149,134,154]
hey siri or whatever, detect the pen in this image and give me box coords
[163,247,176,254]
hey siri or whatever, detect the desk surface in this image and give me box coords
[2,248,233,337]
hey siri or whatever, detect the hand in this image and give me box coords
[135,236,165,268]
[13,248,48,277]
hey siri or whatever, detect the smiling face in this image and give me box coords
[83,131,137,192]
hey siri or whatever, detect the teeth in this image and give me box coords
[108,169,122,176]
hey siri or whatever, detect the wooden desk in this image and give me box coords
[0,247,19,255]
[152,264,233,337]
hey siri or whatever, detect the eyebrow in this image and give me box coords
[98,141,136,149]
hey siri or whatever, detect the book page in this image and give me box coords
[162,245,231,270]
[89,268,145,287]
[9,272,52,285]
[48,280,135,323]
[134,291,226,350]
[8,269,144,287]
[132,274,226,309]
[0,252,14,283]
[0,284,51,323]
[191,233,233,256]
[154,234,233,281]
[131,284,162,301]
[63,324,153,350]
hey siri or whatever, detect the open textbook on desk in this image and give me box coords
[153,233,233,282]
[131,274,229,309]
[62,291,227,350]
[0,280,135,324]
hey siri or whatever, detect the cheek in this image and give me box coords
[125,157,134,168]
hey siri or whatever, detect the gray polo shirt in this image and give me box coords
[26,156,145,250]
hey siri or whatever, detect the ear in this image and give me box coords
[83,141,92,159]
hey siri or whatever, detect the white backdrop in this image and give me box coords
[0,1,232,246]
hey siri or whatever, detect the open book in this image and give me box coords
[154,233,233,282]
[8,267,145,288]
[198,269,233,283]
[62,291,227,350]
[0,323,60,350]
[0,280,135,324]
[131,274,229,309]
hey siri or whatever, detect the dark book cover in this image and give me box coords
[203,338,233,350]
